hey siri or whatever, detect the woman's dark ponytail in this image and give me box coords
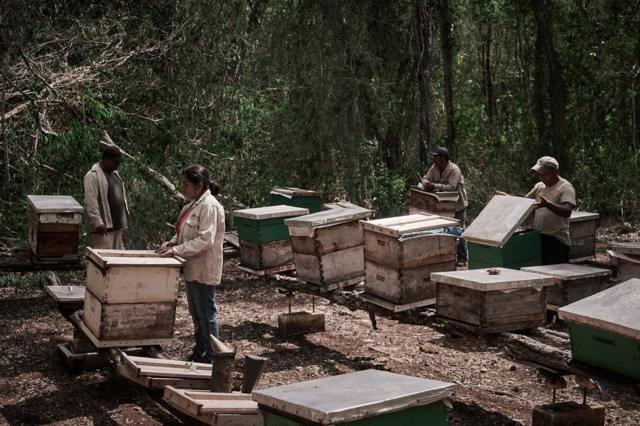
[208,179,220,196]
[181,164,220,196]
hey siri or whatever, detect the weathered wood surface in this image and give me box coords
[408,187,458,217]
[569,211,600,223]
[271,187,322,197]
[361,213,459,238]
[85,248,185,269]
[364,231,457,269]
[116,363,212,390]
[294,245,364,286]
[359,293,435,313]
[251,369,456,425]
[210,334,236,393]
[86,257,180,304]
[285,205,371,232]
[611,242,640,256]
[463,195,535,247]
[45,285,85,303]
[278,311,325,337]
[431,268,555,291]
[290,220,364,255]
[27,194,83,213]
[0,247,85,272]
[83,290,176,341]
[239,239,293,270]
[522,264,611,281]
[558,278,640,340]
[609,251,640,282]
[242,354,268,394]
[233,205,309,220]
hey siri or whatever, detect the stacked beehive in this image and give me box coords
[27,195,83,258]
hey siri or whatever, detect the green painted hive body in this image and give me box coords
[565,322,640,380]
[262,401,448,426]
[269,188,323,214]
[468,230,541,270]
[233,205,309,244]
[558,278,640,380]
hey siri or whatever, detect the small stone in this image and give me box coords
[480,368,489,373]
[509,364,517,371]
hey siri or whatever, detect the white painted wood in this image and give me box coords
[233,205,309,220]
[361,213,459,238]
[463,195,535,247]
[521,264,611,281]
[558,278,640,340]
[430,268,555,291]
[27,195,83,213]
[252,369,456,424]
[569,211,600,223]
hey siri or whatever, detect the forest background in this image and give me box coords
[1,0,638,250]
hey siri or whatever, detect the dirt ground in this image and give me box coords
[1,231,639,425]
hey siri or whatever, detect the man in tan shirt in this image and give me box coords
[422,146,469,265]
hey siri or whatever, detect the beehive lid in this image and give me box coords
[322,201,361,210]
[27,195,83,213]
[233,205,309,220]
[463,195,535,248]
[252,369,455,425]
[521,263,611,281]
[85,248,185,269]
[410,187,460,203]
[285,206,372,230]
[569,211,600,223]
[611,242,640,256]
[431,268,555,291]
[558,278,640,340]
[361,213,459,238]
[270,187,322,197]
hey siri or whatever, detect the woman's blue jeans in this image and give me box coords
[185,281,219,362]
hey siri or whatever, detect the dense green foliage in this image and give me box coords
[1,1,638,249]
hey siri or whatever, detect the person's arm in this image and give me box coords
[433,167,461,192]
[535,197,573,217]
[422,166,436,190]
[83,174,106,234]
[170,205,217,258]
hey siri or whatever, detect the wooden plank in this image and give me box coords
[239,239,293,270]
[225,231,240,248]
[164,387,260,417]
[609,251,640,282]
[85,247,184,268]
[290,220,364,255]
[362,213,458,238]
[569,211,600,223]
[463,195,536,247]
[237,262,296,276]
[611,242,640,256]
[364,231,457,270]
[271,187,322,197]
[45,285,85,303]
[137,365,212,379]
[233,205,309,220]
[360,293,435,313]
[74,313,175,348]
[430,268,555,291]
[521,264,611,281]
[558,278,640,340]
[27,195,83,213]
[285,206,371,230]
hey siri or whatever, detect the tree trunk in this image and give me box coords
[1,86,8,188]
[480,23,496,125]
[439,0,456,158]
[531,0,568,168]
[416,0,434,165]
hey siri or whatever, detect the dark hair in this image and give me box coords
[102,145,122,161]
[181,164,220,196]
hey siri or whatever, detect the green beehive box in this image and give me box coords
[253,369,455,426]
[269,187,323,214]
[464,195,540,270]
[233,205,309,244]
[558,278,640,380]
[468,230,541,269]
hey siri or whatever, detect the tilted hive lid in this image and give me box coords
[521,263,611,281]
[431,267,555,291]
[361,213,459,238]
[233,205,309,220]
[270,187,322,197]
[252,369,456,425]
[85,248,185,268]
[27,195,83,213]
[558,278,640,340]
[285,205,372,230]
[569,210,600,223]
[463,195,535,248]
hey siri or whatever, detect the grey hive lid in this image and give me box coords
[85,248,185,268]
[285,206,372,229]
[463,195,536,248]
[252,369,456,425]
[270,187,322,197]
[521,263,611,281]
[611,242,640,256]
[233,205,309,220]
[558,278,640,340]
[27,195,83,213]
[361,213,459,238]
[430,267,555,291]
[569,211,600,223]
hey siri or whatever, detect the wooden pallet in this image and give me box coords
[163,386,263,426]
[438,316,542,335]
[57,342,108,372]
[116,353,212,389]
[360,293,436,313]
[237,262,296,276]
[299,275,363,293]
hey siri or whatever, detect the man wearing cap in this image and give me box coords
[525,156,575,264]
[421,146,469,265]
[83,145,131,249]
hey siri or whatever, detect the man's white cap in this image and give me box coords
[531,156,559,172]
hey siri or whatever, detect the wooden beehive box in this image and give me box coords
[82,248,184,346]
[233,205,309,270]
[285,204,372,288]
[431,268,555,333]
[269,187,323,214]
[521,263,612,308]
[408,187,459,218]
[27,195,83,258]
[569,211,599,261]
[558,278,640,380]
[609,242,640,282]
[465,195,541,269]
[362,213,459,305]
[252,369,456,426]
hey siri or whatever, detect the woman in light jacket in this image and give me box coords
[158,165,225,363]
